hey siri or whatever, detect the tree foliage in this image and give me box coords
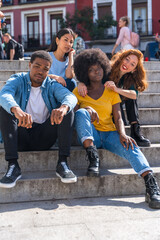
[60,7,117,40]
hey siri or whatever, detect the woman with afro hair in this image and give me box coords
[78,49,150,147]
[73,48,160,209]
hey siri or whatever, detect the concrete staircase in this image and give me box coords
[0,60,160,203]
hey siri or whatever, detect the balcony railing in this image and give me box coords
[93,18,154,40]
[2,0,13,5]
[18,33,56,51]
[17,19,155,51]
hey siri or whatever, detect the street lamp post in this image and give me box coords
[135,16,143,50]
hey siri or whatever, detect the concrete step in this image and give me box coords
[0,60,157,71]
[0,144,160,173]
[0,69,159,82]
[0,167,159,203]
[125,125,160,143]
[144,61,160,70]
[0,60,29,70]
[146,70,160,81]
[0,70,27,81]
[126,108,160,125]
[0,81,5,89]
[1,80,160,93]
[1,80,160,94]
[138,93,160,108]
[144,81,160,93]
[74,125,160,145]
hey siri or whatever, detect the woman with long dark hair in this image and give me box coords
[47,28,77,91]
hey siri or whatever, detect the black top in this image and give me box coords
[6,39,19,60]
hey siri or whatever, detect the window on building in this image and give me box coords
[50,14,62,41]
[5,18,11,34]
[132,1,148,35]
[98,4,111,18]
[27,16,39,48]
[97,3,113,37]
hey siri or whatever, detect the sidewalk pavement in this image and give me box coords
[0,195,160,240]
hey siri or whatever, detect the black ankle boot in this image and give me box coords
[131,123,151,147]
[144,172,160,209]
[86,146,100,177]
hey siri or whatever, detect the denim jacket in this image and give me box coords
[0,72,77,142]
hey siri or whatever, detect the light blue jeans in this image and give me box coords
[75,109,152,176]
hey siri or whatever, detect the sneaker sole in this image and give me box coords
[56,172,77,183]
[0,175,22,188]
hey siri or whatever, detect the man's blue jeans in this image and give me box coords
[75,109,151,176]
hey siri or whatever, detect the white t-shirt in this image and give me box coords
[26,86,50,124]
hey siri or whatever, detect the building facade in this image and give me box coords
[1,0,160,50]
[1,0,75,50]
[78,0,160,38]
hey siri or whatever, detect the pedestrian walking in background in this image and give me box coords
[112,16,134,55]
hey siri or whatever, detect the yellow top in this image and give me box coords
[73,87,121,132]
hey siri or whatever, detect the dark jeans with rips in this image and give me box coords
[0,107,74,162]
[120,98,139,125]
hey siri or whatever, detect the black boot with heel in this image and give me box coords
[86,146,100,177]
[144,172,160,209]
[131,123,151,147]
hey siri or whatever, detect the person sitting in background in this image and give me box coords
[0,50,77,188]
[112,16,134,55]
[73,48,160,209]
[73,30,85,55]
[47,28,77,92]
[3,33,23,60]
[155,33,160,59]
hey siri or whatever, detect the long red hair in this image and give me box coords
[110,49,148,92]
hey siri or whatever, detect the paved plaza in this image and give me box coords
[0,195,160,240]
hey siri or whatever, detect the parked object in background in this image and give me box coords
[144,42,159,61]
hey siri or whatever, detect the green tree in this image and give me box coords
[60,7,117,40]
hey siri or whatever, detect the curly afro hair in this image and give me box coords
[74,48,111,86]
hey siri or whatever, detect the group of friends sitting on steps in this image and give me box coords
[0,28,159,210]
